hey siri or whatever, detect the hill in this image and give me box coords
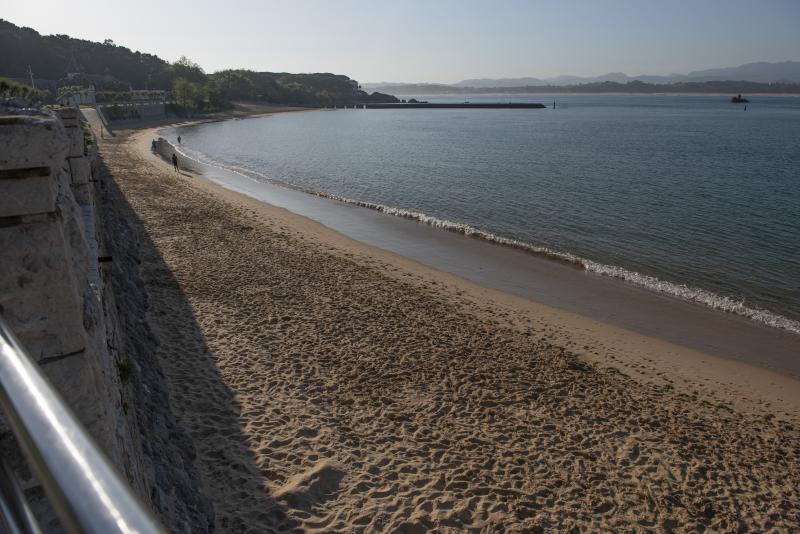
[0,19,173,90]
[0,19,397,107]
[684,61,800,83]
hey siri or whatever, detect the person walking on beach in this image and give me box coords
[151,138,157,152]
[177,135,182,144]
[172,153,179,172]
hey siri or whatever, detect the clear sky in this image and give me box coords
[4,0,800,83]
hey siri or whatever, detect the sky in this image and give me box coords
[4,0,800,83]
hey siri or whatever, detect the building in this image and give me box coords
[57,85,96,106]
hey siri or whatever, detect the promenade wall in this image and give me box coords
[0,105,213,532]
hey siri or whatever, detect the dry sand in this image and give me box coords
[96,122,800,532]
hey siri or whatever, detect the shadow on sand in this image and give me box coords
[96,148,299,533]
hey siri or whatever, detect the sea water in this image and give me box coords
[167,95,800,333]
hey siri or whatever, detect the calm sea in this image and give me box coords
[168,95,800,333]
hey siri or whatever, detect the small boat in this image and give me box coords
[731,94,749,103]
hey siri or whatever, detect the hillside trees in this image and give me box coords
[0,19,398,107]
[173,77,206,110]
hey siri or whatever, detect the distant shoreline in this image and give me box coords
[385,91,800,97]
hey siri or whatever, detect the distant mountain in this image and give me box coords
[360,81,446,92]
[410,61,800,89]
[361,83,455,94]
[453,72,681,87]
[363,80,800,96]
[684,61,800,83]
[454,76,546,88]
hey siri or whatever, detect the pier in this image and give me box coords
[361,102,547,109]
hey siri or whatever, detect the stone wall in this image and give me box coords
[99,103,167,128]
[0,106,213,532]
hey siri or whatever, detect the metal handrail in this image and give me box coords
[0,317,165,533]
[0,457,41,534]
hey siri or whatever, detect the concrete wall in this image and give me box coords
[57,89,97,107]
[0,106,212,532]
[99,103,166,121]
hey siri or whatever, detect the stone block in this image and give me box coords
[60,116,80,129]
[0,115,68,171]
[0,169,58,217]
[56,107,80,128]
[40,350,118,457]
[56,107,79,118]
[68,156,91,185]
[0,217,86,360]
[71,182,95,206]
[66,127,85,158]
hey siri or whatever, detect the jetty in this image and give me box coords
[362,102,547,109]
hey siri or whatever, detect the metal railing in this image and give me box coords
[0,318,164,533]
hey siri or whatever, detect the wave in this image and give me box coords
[163,136,800,336]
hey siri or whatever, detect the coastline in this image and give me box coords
[153,118,800,375]
[158,107,800,342]
[131,120,800,419]
[96,123,800,530]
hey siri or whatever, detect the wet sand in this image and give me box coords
[99,123,800,532]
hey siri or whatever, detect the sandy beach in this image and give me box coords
[94,118,800,532]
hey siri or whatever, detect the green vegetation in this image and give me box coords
[0,76,48,100]
[0,19,398,110]
[205,70,395,107]
[169,67,397,112]
[0,19,175,89]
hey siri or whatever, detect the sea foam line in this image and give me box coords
[167,139,800,336]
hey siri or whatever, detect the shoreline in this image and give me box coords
[129,121,800,420]
[157,113,800,339]
[152,118,800,375]
[174,146,800,336]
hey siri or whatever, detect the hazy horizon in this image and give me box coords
[362,60,800,85]
[4,0,800,84]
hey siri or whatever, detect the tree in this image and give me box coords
[208,70,256,100]
[173,77,201,110]
[170,56,206,84]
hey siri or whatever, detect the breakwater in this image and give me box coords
[363,102,547,109]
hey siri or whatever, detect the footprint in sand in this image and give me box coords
[274,461,346,511]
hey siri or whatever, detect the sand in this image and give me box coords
[96,121,800,532]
